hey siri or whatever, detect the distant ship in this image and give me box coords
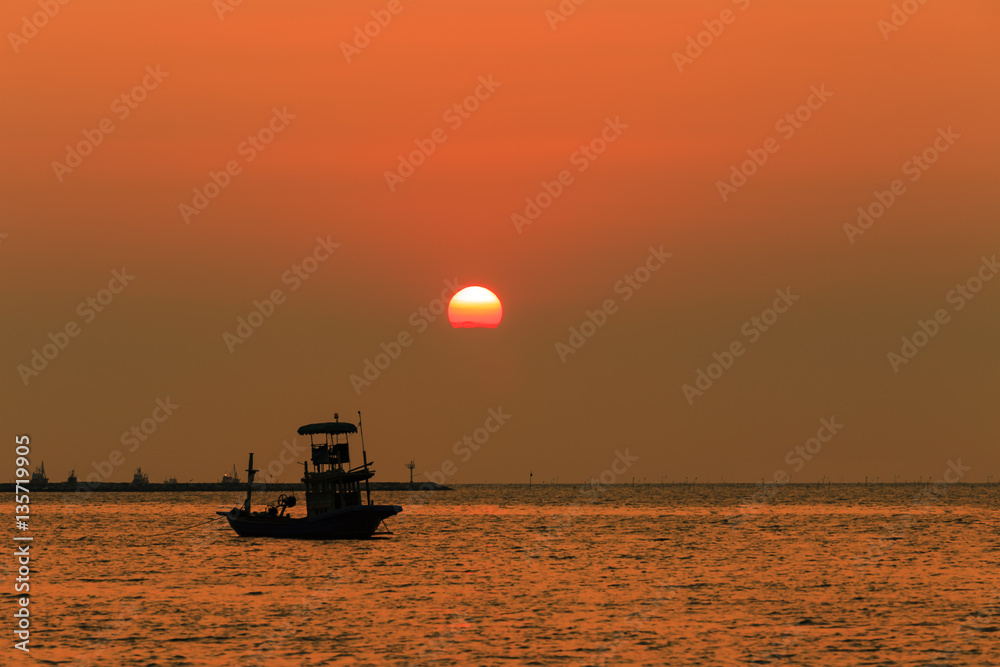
[66,470,77,488]
[164,476,178,484]
[217,412,402,539]
[220,465,241,485]
[131,467,149,486]
[31,461,48,485]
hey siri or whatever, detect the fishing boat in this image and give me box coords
[220,465,240,485]
[31,461,48,485]
[217,412,402,539]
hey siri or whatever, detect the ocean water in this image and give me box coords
[10,484,1000,666]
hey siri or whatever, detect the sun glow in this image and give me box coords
[448,286,503,328]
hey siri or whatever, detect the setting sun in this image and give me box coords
[448,286,503,328]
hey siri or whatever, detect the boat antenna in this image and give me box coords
[358,410,372,506]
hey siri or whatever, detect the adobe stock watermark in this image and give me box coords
[544,0,587,30]
[730,417,844,529]
[877,0,931,41]
[886,254,997,373]
[68,600,144,666]
[682,288,799,405]
[512,116,628,234]
[855,458,970,571]
[590,582,681,667]
[7,0,71,54]
[717,84,833,202]
[254,438,309,486]
[52,65,169,182]
[555,245,671,363]
[179,107,296,224]
[672,0,753,73]
[222,237,340,353]
[349,278,460,394]
[934,586,1000,663]
[339,0,412,62]
[419,406,512,489]
[213,438,310,499]
[384,75,501,192]
[241,579,345,667]
[70,397,180,501]
[523,448,640,562]
[414,614,474,666]
[16,268,135,386]
[583,449,639,489]
[213,0,244,21]
[843,126,959,244]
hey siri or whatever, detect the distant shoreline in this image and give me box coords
[2,481,989,493]
[0,481,451,493]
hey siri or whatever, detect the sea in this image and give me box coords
[9,484,1000,666]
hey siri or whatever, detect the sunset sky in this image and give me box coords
[2,0,997,484]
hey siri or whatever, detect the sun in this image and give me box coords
[448,286,503,328]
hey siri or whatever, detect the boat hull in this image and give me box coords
[218,504,402,539]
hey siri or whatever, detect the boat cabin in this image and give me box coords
[298,414,373,516]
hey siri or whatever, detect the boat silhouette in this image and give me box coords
[220,465,241,485]
[217,412,402,539]
[31,461,48,485]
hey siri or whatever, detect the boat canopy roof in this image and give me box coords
[297,422,358,436]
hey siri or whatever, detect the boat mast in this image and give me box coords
[358,410,372,506]
[244,452,258,514]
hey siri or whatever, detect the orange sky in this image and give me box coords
[2,0,998,484]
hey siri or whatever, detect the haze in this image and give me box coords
[2,0,998,485]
